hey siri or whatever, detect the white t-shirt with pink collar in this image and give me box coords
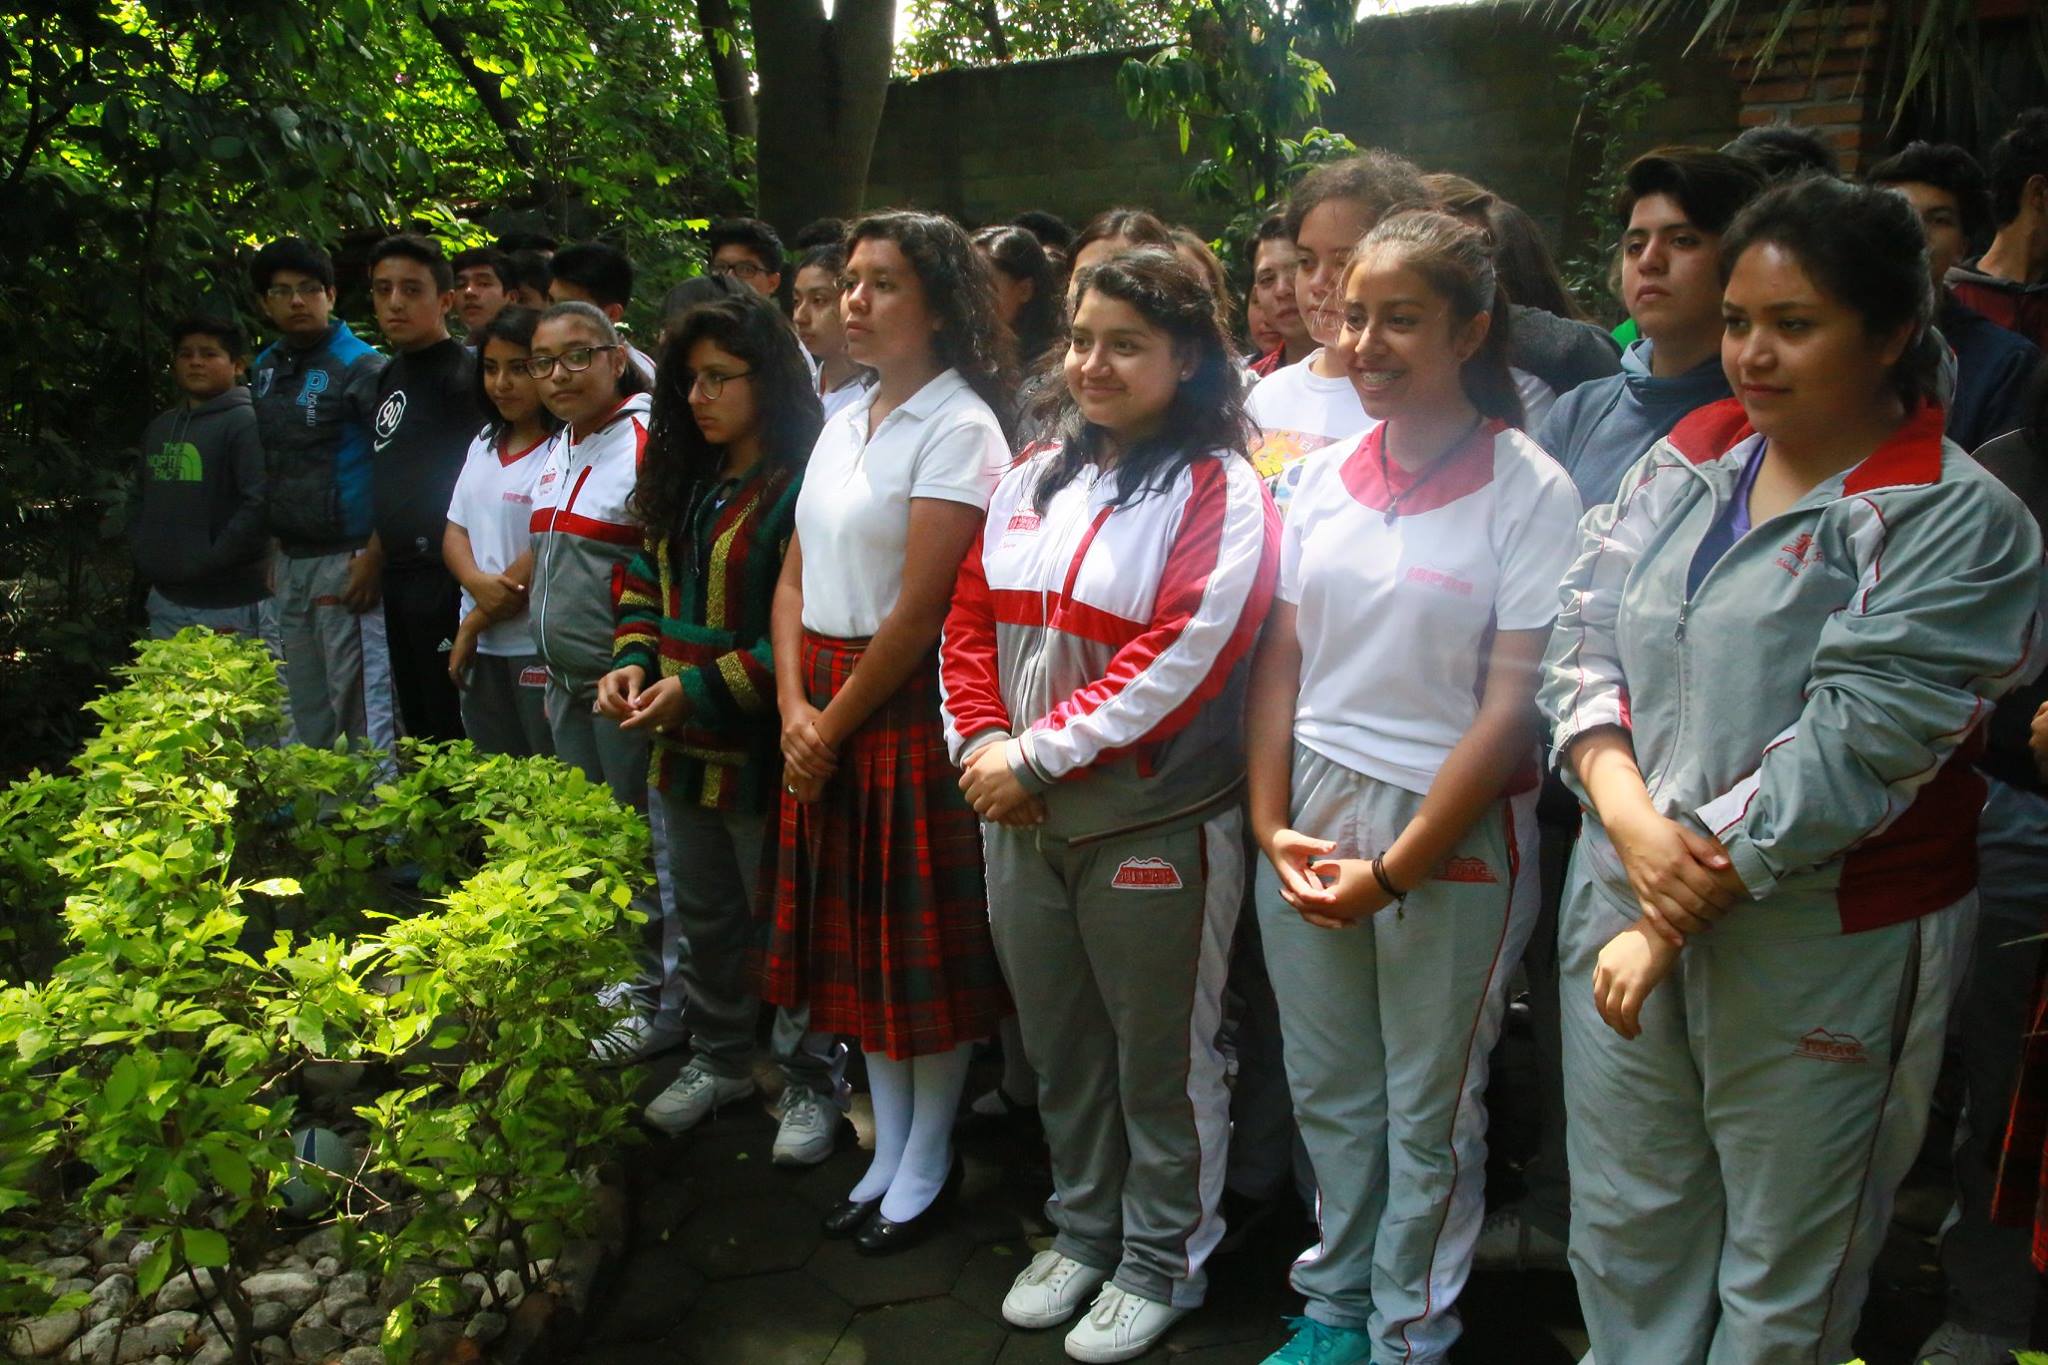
[1280,419,1582,795]
[446,425,551,657]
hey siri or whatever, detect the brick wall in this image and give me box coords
[1722,5,1889,172]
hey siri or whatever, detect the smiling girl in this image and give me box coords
[1244,210,1582,1365]
[941,248,1277,1362]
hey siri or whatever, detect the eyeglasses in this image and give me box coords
[687,369,754,399]
[263,281,329,302]
[521,345,620,379]
[711,260,769,280]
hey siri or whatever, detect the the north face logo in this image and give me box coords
[1111,857,1182,891]
[1793,1028,1868,1064]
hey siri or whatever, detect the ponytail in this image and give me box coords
[1351,209,1525,429]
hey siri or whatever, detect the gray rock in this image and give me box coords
[257,1336,290,1362]
[326,1272,369,1301]
[113,1312,196,1364]
[62,1319,118,1365]
[453,1272,488,1315]
[373,1264,434,1313]
[47,1225,91,1255]
[288,1306,345,1362]
[252,1301,295,1335]
[463,1311,506,1344]
[240,1271,321,1312]
[338,1349,383,1365]
[50,1277,95,1299]
[147,1356,175,1365]
[84,1274,135,1325]
[39,1256,93,1279]
[94,1266,128,1283]
[311,1256,341,1278]
[321,1289,368,1323]
[491,1268,523,1308]
[294,1227,344,1261]
[151,1268,222,1312]
[189,1342,233,1365]
[280,1256,311,1272]
[84,1234,132,1266]
[8,1309,83,1359]
[125,1242,155,1267]
[337,1304,383,1341]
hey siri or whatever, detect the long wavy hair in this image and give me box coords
[468,305,562,445]
[1033,248,1251,513]
[973,225,1060,370]
[846,210,1017,439]
[631,289,823,538]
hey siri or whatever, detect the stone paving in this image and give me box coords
[560,1048,1955,1365]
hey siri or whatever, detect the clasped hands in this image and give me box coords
[1593,805,1747,1041]
[1261,828,1394,931]
[958,739,1047,828]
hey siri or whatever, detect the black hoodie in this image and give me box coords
[129,386,269,607]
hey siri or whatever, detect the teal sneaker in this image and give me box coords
[1263,1316,1374,1365]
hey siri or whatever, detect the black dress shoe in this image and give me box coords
[821,1196,880,1239]
[852,1155,964,1257]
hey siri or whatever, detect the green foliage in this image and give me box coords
[1117,2,1357,270]
[1556,13,1665,326]
[0,1,739,775]
[898,0,1184,74]
[0,632,643,1359]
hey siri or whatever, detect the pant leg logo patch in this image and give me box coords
[518,666,549,688]
[1793,1028,1868,1064]
[1111,857,1183,891]
[1437,856,1498,883]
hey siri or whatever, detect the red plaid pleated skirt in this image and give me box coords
[1992,980,2048,1271]
[756,633,1011,1060]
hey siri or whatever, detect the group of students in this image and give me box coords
[121,108,2048,1365]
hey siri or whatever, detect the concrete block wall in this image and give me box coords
[862,2,1742,249]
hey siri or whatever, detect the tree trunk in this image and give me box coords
[753,0,896,239]
[695,0,758,168]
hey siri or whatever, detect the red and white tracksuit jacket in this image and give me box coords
[939,442,1279,841]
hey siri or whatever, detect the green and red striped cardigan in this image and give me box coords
[611,465,801,811]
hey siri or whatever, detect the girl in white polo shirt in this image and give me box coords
[1245,210,1582,1365]
[758,211,1015,1258]
[445,305,557,756]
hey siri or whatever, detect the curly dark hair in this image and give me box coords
[468,305,563,444]
[631,289,823,537]
[846,210,1018,439]
[1032,247,1252,513]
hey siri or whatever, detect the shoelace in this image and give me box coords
[1018,1250,1066,1287]
[782,1089,829,1127]
[1087,1285,1141,1330]
[1276,1316,1348,1365]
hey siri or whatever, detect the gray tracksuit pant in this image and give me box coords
[461,654,552,758]
[275,550,396,751]
[546,672,678,1020]
[1561,872,1970,1364]
[659,792,832,1096]
[1257,743,1537,1363]
[986,808,1243,1309]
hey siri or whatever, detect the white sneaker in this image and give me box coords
[1472,1205,1569,1272]
[1915,1320,2027,1365]
[1063,1283,1185,1363]
[642,1062,754,1135]
[589,1012,687,1066]
[771,1087,844,1167]
[1002,1250,1109,1330]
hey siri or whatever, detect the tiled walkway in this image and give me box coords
[561,1050,1953,1365]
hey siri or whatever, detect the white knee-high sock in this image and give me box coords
[848,1049,911,1204]
[880,1042,973,1221]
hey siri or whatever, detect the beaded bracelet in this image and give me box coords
[1371,852,1408,917]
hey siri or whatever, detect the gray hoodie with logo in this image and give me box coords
[129,386,269,608]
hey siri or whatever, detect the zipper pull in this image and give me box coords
[1675,603,1689,643]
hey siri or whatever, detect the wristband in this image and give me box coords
[1372,853,1408,916]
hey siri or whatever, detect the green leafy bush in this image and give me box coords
[0,631,645,1362]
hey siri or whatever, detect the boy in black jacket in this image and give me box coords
[130,317,271,638]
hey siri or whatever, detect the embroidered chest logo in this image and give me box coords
[1437,856,1498,884]
[1775,532,1824,578]
[1792,1027,1868,1064]
[1110,857,1183,891]
[1404,566,1476,598]
[149,441,204,482]
[297,368,329,426]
